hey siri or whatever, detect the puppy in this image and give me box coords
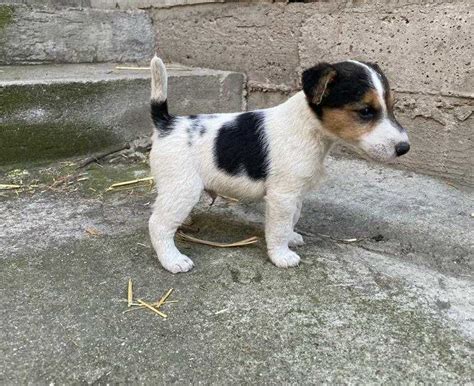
[148,56,410,273]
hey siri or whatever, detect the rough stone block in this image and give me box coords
[0,5,154,64]
[0,0,92,7]
[247,89,293,111]
[90,0,224,9]
[0,63,245,164]
[152,3,307,86]
[394,93,473,187]
[299,3,473,96]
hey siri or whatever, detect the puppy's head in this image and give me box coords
[302,60,410,162]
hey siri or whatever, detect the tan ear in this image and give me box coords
[312,69,337,105]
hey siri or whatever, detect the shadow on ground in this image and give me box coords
[1,156,473,383]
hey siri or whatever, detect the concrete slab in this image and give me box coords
[0,0,91,7]
[0,4,154,64]
[0,63,245,164]
[152,3,306,87]
[0,0,224,8]
[1,155,472,383]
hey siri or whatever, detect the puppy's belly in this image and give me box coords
[203,172,266,201]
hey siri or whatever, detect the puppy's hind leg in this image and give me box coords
[149,174,203,273]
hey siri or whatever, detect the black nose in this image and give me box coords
[395,142,410,156]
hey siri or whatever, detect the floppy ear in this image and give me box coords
[302,63,337,105]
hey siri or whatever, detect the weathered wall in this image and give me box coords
[151,1,474,187]
[0,4,154,64]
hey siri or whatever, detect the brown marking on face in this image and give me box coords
[320,89,382,142]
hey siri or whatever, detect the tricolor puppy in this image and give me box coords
[148,56,410,273]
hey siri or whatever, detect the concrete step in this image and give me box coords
[0,0,219,8]
[0,63,245,164]
[0,0,92,7]
[1,157,472,382]
[0,0,91,7]
[0,4,154,64]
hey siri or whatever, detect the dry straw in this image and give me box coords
[177,231,258,248]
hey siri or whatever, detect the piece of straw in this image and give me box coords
[128,279,133,307]
[219,194,239,202]
[122,300,178,313]
[120,299,178,305]
[115,66,150,70]
[0,184,21,190]
[177,231,258,248]
[85,227,100,236]
[137,299,167,318]
[317,233,361,243]
[106,177,154,191]
[155,288,174,310]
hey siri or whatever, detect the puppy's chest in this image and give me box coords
[271,139,326,178]
[294,160,326,188]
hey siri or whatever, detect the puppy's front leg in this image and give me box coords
[289,198,305,247]
[265,191,301,268]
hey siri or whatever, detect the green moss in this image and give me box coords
[83,163,151,194]
[0,5,13,31]
[0,160,152,200]
[0,82,127,164]
[0,122,118,164]
[0,82,111,116]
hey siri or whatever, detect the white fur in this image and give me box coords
[359,119,409,161]
[351,60,386,110]
[150,56,167,103]
[351,60,409,161]
[149,91,327,272]
[148,57,408,273]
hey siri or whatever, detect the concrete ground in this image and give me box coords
[1,155,473,383]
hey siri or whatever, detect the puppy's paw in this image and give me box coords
[270,249,301,268]
[161,253,194,274]
[288,231,305,247]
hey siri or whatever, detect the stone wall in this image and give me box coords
[0,4,154,63]
[151,1,473,187]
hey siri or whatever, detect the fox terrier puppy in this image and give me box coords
[148,56,410,273]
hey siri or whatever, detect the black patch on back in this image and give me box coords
[151,100,175,137]
[214,112,269,180]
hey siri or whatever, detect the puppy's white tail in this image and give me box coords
[151,55,167,102]
[150,56,171,131]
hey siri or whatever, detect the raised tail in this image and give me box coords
[150,56,172,131]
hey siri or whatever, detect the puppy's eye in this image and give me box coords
[357,107,376,120]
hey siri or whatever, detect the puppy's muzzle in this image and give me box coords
[395,141,410,157]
